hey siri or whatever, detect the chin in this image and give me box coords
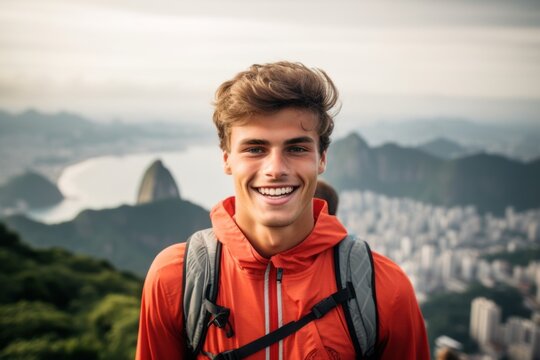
[259,216,296,228]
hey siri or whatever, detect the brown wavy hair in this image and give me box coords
[212,61,340,154]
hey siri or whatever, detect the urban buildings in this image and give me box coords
[337,190,540,359]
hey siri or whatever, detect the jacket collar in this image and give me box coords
[210,197,348,273]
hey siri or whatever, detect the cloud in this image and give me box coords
[1,0,539,122]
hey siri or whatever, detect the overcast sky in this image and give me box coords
[1,0,539,129]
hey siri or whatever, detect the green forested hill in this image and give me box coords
[0,223,142,359]
[4,198,211,276]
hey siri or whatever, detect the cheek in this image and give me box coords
[230,162,257,182]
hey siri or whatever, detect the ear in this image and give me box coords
[318,151,327,174]
[223,151,232,175]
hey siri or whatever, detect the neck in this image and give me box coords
[235,210,315,258]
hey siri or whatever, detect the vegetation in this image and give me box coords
[2,214,535,358]
[421,283,531,354]
[483,246,540,266]
[0,222,142,359]
[4,198,211,275]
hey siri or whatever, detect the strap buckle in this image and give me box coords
[210,307,230,329]
[312,296,338,319]
[312,285,356,319]
[204,300,235,338]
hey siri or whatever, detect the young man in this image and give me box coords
[136,62,429,359]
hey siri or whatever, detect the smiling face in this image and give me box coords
[223,108,327,245]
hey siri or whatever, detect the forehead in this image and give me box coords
[229,108,320,145]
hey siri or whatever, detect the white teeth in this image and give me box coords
[258,187,294,196]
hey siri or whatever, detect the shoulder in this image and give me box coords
[137,241,188,344]
[371,250,417,308]
[143,228,215,303]
[371,251,425,344]
[371,251,414,292]
[142,242,186,318]
[146,242,186,287]
[137,242,189,358]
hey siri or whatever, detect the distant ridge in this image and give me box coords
[324,132,540,214]
[0,108,205,184]
[416,137,473,159]
[136,159,180,204]
[354,117,540,162]
[3,198,211,275]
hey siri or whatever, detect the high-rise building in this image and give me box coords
[536,268,540,305]
[528,222,540,242]
[505,317,539,360]
[441,250,455,281]
[420,244,435,270]
[461,254,476,281]
[470,297,502,345]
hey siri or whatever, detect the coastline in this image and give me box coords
[25,144,231,224]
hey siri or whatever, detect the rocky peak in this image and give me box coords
[136,160,180,204]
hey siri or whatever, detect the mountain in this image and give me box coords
[0,222,141,359]
[324,133,540,214]
[0,109,185,144]
[0,108,211,184]
[354,118,540,162]
[136,159,181,204]
[3,198,211,275]
[0,109,95,136]
[416,137,473,159]
[0,172,63,211]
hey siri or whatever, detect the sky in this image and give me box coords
[1,0,540,128]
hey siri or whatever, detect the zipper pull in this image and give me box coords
[276,268,283,282]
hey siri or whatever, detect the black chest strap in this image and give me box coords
[214,285,356,360]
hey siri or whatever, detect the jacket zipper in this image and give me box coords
[276,268,283,360]
[264,264,283,360]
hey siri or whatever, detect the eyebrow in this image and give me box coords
[284,136,315,146]
[239,136,315,147]
[239,139,269,146]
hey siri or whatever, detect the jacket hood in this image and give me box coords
[210,196,348,273]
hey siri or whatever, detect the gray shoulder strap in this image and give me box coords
[182,228,220,355]
[335,235,378,358]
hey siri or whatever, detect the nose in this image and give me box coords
[264,149,289,179]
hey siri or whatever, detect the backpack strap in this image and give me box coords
[183,229,232,357]
[214,285,356,360]
[183,230,378,359]
[334,236,379,359]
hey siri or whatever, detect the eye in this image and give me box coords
[245,146,265,154]
[288,146,308,153]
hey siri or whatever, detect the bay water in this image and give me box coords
[28,145,233,224]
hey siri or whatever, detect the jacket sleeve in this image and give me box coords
[136,244,186,360]
[378,279,430,360]
[373,253,430,359]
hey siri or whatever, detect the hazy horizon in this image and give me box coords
[1,0,539,125]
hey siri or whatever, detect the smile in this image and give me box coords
[256,186,296,197]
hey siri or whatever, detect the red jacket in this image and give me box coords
[136,197,429,359]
